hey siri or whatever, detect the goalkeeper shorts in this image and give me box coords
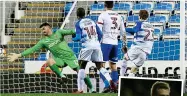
[53,56,79,69]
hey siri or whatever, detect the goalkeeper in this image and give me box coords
[8,22,79,81]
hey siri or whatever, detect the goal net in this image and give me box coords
[0,0,186,93]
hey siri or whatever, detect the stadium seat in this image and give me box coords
[127,15,139,22]
[148,15,166,23]
[37,53,47,60]
[52,27,59,32]
[154,28,161,36]
[154,3,173,11]
[154,3,173,14]
[174,2,180,10]
[89,15,99,22]
[169,15,180,23]
[163,28,180,35]
[174,2,180,14]
[64,2,73,15]
[133,3,152,12]
[148,40,180,60]
[90,3,104,11]
[113,3,131,11]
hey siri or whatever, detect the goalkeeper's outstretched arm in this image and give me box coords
[57,29,75,36]
[8,41,43,62]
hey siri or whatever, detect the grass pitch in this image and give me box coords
[1,93,117,96]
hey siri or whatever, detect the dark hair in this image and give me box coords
[105,1,113,8]
[139,10,149,20]
[151,81,170,96]
[77,7,85,18]
[40,22,51,28]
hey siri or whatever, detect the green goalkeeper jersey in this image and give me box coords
[21,29,75,60]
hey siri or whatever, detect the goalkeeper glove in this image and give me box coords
[7,53,21,62]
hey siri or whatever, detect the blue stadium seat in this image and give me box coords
[64,3,73,15]
[163,28,180,35]
[133,3,152,10]
[113,3,131,11]
[52,27,59,32]
[186,3,187,10]
[89,15,99,22]
[174,3,180,10]
[154,28,161,36]
[154,3,173,11]
[149,40,180,60]
[148,15,166,23]
[90,3,104,11]
[127,15,139,22]
[169,15,180,23]
[37,53,47,61]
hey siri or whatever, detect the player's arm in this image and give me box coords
[72,22,82,41]
[120,16,127,43]
[120,16,128,53]
[57,29,75,36]
[96,24,103,42]
[126,22,142,34]
[97,14,104,32]
[8,41,43,62]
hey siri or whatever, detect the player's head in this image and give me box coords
[151,81,170,96]
[76,7,85,19]
[40,22,52,36]
[105,1,113,9]
[139,10,149,20]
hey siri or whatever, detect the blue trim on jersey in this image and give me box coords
[72,19,82,41]
[134,35,144,38]
[126,21,142,33]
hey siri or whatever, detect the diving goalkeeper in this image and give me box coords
[8,22,79,80]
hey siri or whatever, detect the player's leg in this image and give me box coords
[123,47,137,77]
[124,48,147,77]
[67,49,93,93]
[120,58,127,76]
[109,45,119,84]
[46,57,66,78]
[100,43,113,90]
[92,48,113,93]
[78,60,94,93]
[120,45,128,76]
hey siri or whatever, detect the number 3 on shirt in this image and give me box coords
[111,17,118,29]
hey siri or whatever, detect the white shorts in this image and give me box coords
[78,48,103,62]
[124,47,147,67]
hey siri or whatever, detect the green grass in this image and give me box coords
[1,93,117,96]
[2,93,187,96]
